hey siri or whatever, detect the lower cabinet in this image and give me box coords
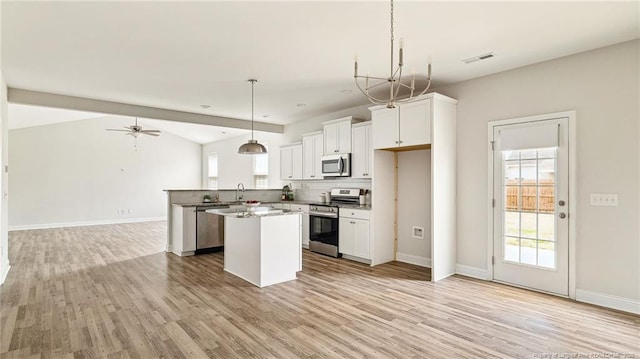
[272,203,309,248]
[290,204,310,248]
[339,208,370,260]
[171,205,197,256]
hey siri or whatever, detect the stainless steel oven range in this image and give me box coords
[309,204,340,257]
[308,188,361,257]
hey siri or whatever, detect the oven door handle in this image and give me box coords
[309,211,338,219]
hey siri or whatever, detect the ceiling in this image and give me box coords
[8,104,248,144]
[3,1,639,135]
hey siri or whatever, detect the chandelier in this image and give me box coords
[353,0,432,108]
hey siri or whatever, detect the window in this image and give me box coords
[208,153,218,189]
[253,143,269,189]
[502,148,556,269]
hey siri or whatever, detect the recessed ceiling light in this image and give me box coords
[200,104,211,109]
[341,89,353,94]
[221,131,226,134]
[462,52,496,64]
[296,103,307,107]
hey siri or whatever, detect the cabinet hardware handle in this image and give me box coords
[399,140,403,144]
[395,141,399,144]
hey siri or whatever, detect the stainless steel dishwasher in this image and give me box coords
[195,205,227,254]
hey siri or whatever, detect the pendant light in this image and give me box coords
[238,79,268,154]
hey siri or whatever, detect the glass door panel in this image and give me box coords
[502,148,557,269]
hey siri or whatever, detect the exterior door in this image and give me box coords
[492,117,569,296]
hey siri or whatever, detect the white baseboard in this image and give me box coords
[9,217,167,231]
[576,289,640,315]
[342,254,372,265]
[455,264,490,280]
[0,263,10,285]
[396,253,431,268]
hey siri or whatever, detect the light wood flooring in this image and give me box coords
[1,221,638,358]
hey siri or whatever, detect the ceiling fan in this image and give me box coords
[106,118,161,138]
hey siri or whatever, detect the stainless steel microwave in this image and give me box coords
[321,154,351,177]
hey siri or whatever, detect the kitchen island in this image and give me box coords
[207,207,302,288]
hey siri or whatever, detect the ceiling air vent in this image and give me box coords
[462,52,496,64]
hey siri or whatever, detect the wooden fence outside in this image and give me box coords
[506,179,555,213]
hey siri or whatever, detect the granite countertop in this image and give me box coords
[172,202,239,208]
[335,203,372,210]
[172,200,373,210]
[280,200,373,210]
[206,207,302,218]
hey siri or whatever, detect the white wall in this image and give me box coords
[397,150,431,264]
[201,132,287,189]
[0,0,10,283]
[0,74,10,284]
[437,40,639,301]
[9,116,201,229]
[282,104,371,143]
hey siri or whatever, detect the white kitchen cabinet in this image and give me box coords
[290,204,310,248]
[370,92,458,281]
[339,208,371,261]
[351,122,373,179]
[322,116,361,155]
[171,205,197,256]
[280,144,303,180]
[371,98,431,149]
[302,131,323,180]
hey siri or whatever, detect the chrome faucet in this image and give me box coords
[236,183,245,201]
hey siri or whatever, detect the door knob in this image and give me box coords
[559,212,567,219]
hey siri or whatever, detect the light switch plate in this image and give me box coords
[590,193,618,207]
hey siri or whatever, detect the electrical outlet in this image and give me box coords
[412,226,424,239]
[590,193,619,207]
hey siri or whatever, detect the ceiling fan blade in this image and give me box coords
[141,132,160,137]
[140,130,161,133]
[106,129,131,132]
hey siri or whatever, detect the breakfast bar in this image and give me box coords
[207,207,302,288]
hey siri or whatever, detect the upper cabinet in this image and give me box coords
[351,122,373,179]
[322,116,361,155]
[302,131,323,180]
[371,98,431,149]
[280,144,303,180]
